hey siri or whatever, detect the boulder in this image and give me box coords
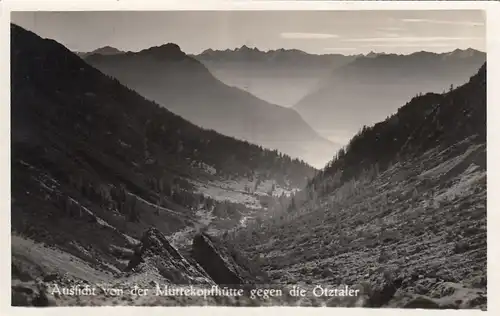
[126,227,214,285]
[191,232,269,286]
[428,282,487,309]
[363,268,403,307]
[11,281,55,307]
[42,273,60,283]
[387,281,487,309]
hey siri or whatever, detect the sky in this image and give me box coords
[11,10,485,55]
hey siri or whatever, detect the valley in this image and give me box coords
[10,19,487,310]
[83,44,337,168]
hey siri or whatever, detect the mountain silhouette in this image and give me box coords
[315,62,486,187]
[76,45,124,58]
[293,49,486,141]
[193,46,356,106]
[84,44,337,168]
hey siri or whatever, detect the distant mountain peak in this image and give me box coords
[201,48,215,55]
[195,46,342,62]
[149,43,182,52]
[447,48,483,58]
[453,48,478,53]
[237,44,256,51]
[408,50,438,59]
[91,46,123,55]
[139,42,186,60]
[74,45,124,58]
[365,51,379,58]
[233,45,263,54]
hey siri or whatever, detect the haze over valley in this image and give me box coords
[82,44,337,169]
[14,10,486,161]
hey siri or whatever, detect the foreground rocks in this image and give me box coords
[11,226,486,309]
[226,138,486,310]
[126,227,214,285]
[388,281,487,310]
[191,232,270,286]
[361,270,487,310]
[12,280,55,307]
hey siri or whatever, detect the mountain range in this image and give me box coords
[192,45,357,106]
[83,45,336,168]
[78,45,485,148]
[293,48,486,141]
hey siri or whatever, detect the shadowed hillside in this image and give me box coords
[227,64,487,309]
[11,24,318,306]
[84,45,337,168]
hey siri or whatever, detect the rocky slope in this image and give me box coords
[294,49,486,141]
[84,44,337,168]
[11,229,272,307]
[125,228,215,285]
[227,64,487,309]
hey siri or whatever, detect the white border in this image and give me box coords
[1,1,499,316]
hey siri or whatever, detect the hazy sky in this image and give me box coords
[11,10,485,55]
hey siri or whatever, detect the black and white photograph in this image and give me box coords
[6,2,490,310]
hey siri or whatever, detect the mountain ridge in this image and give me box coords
[84,42,337,168]
[314,62,486,190]
[192,46,484,109]
[293,48,486,140]
[11,21,316,259]
[76,45,124,58]
[192,46,356,107]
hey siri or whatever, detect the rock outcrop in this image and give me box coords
[191,232,269,285]
[386,278,487,310]
[127,227,214,285]
[365,270,403,307]
[11,280,55,307]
